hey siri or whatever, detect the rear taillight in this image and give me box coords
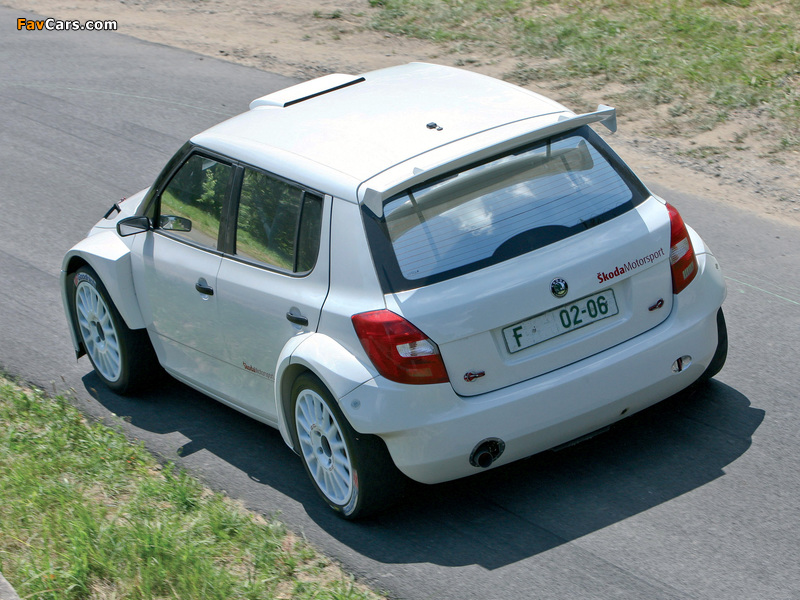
[352,310,449,385]
[667,203,698,294]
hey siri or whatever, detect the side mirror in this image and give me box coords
[158,215,192,232]
[117,215,152,237]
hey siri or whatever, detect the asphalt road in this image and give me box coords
[1,8,799,599]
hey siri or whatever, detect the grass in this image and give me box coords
[367,0,800,148]
[0,378,382,600]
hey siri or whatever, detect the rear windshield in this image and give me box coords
[362,126,648,293]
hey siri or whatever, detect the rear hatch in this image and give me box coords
[364,127,674,396]
[387,197,672,396]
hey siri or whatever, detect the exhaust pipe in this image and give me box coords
[469,438,505,469]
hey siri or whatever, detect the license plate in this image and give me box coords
[502,290,619,353]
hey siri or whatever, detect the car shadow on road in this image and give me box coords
[83,372,318,501]
[85,374,761,570]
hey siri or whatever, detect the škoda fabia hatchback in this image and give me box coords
[62,63,727,518]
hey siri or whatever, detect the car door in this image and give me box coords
[131,151,234,394]
[214,165,330,421]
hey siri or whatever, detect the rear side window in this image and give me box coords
[363,126,647,292]
[234,166,323,273]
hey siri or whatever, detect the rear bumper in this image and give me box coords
[339,251,726,484]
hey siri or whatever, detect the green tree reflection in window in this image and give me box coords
[236,168,321,272]
[159,155,230,249]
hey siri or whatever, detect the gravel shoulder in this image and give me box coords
[7,0,800,226]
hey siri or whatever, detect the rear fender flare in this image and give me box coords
[275,333,374,451]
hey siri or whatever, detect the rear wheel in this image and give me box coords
[698,308,728,383]
[72,266,157,394]
[291,373,402,519]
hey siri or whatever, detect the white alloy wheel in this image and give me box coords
[75,278,122,383]
[71,266,159,395]
[295,386,354,506]
[291,372,403,518]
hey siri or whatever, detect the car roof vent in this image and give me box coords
[249,74,365,109]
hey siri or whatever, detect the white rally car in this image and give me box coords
[61,63,727,518]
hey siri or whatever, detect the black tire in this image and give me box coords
[698,307,728,384]
[71,265,158,395]
[291,372,404,519]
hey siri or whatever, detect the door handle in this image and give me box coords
[195,278,214,296]
[286,312,308,327]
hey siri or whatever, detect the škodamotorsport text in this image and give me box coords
[597,248,665,284]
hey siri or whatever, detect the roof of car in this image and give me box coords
[191,63,573,197]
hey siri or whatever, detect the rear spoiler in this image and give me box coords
[361,104,618,212]
[563,104,616,133]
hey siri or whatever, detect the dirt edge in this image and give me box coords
[6,0,799,226]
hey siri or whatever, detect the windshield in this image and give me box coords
[362,126,648,293]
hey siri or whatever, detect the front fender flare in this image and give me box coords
[274,333,375,450]
[61,230,146,356]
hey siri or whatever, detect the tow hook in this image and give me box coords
[464,370,485,382]
[672,355,693,373]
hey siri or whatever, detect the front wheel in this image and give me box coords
[72,266,157,394]
[291,373,403,519]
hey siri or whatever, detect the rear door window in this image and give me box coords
[234,166,323,273]
[363,126,648,292]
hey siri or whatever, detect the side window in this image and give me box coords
[296,194,322,272]
[158,154,232,249]
[235,167,323,273]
